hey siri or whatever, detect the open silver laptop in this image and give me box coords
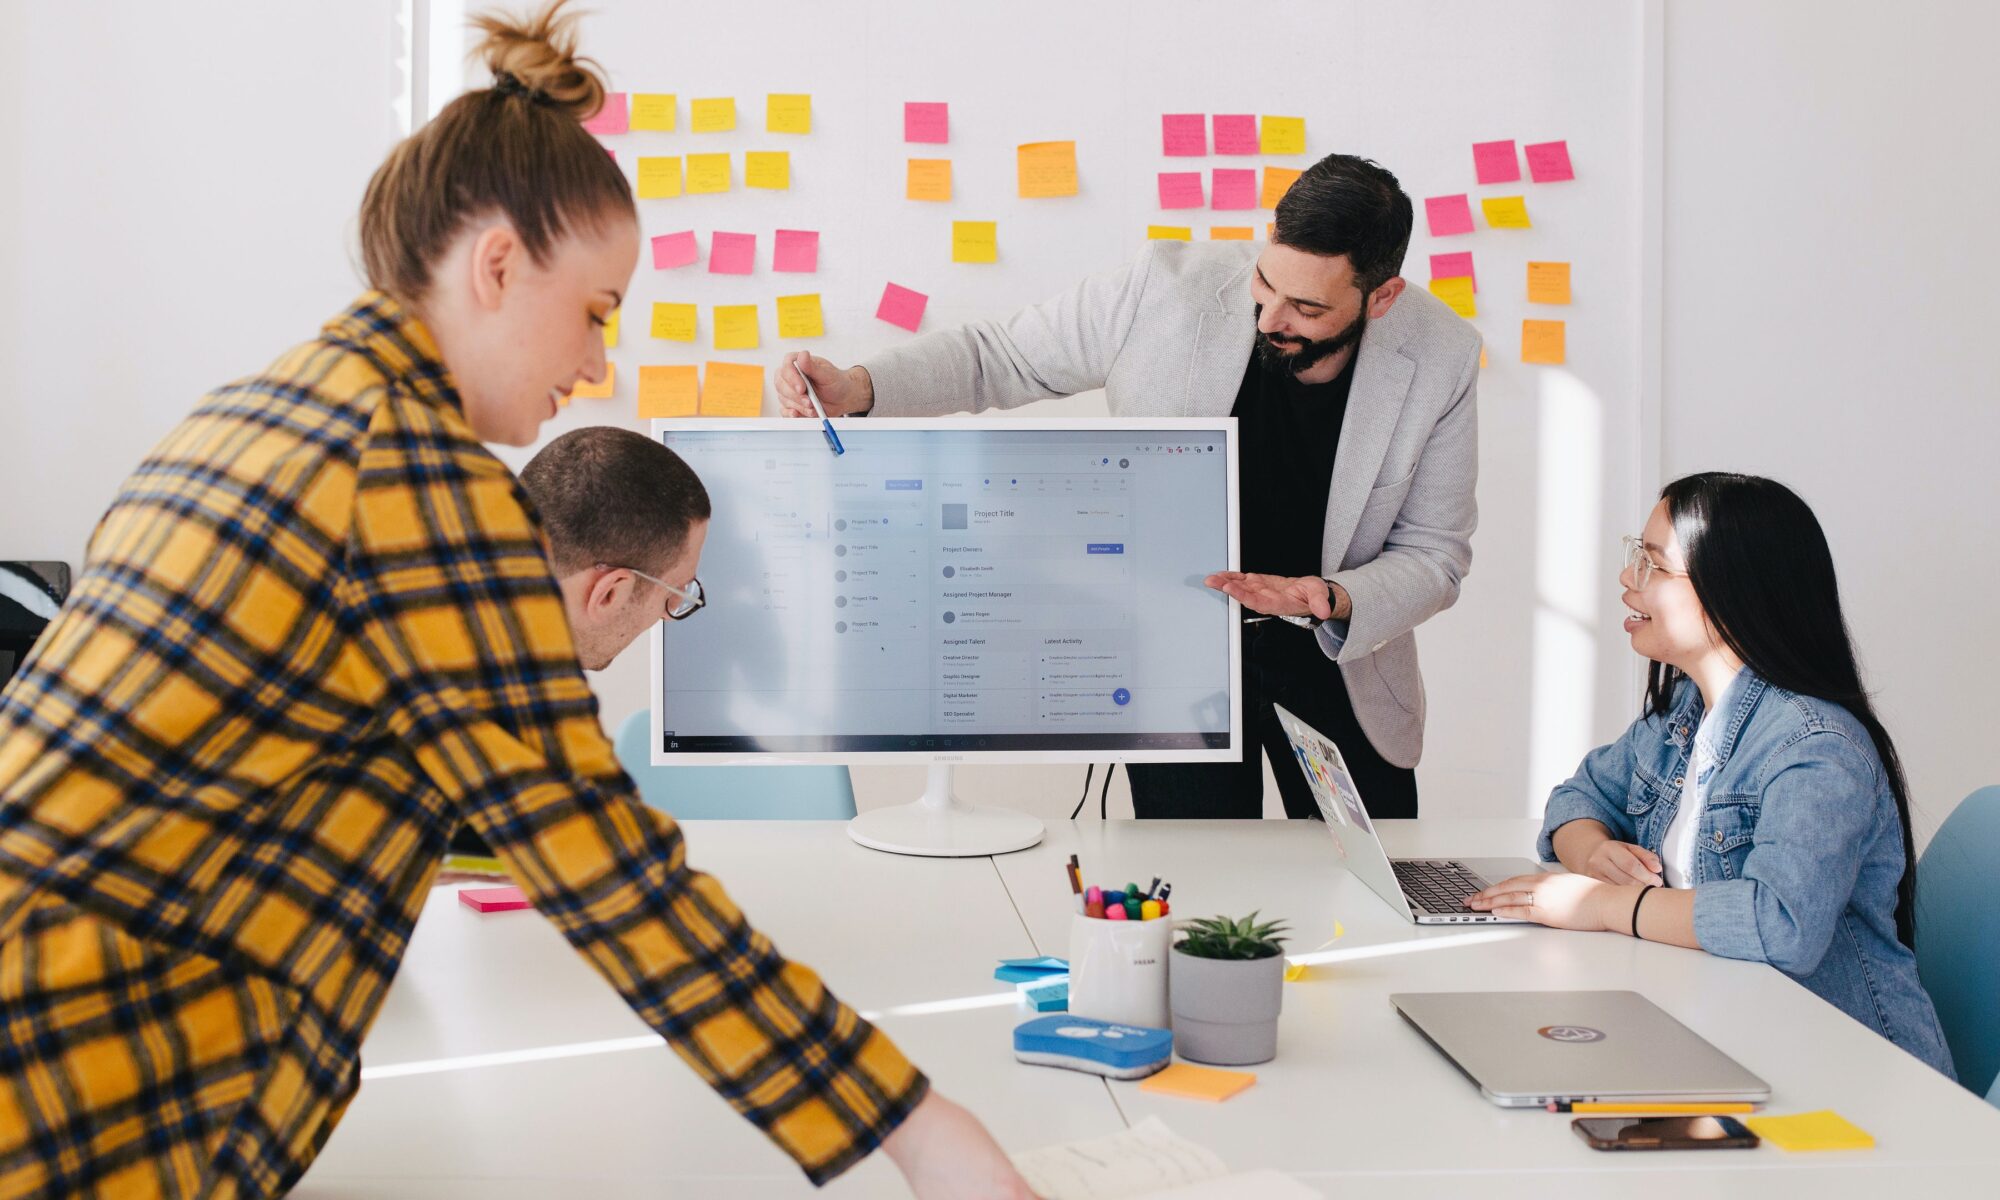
[1272,702,1541,924]
[1392,990,1772,1107]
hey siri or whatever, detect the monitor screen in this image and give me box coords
[648,418,1239,764]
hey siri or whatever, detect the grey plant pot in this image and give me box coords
[1168,945,1286,1065]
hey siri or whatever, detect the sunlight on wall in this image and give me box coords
[1526,370,1604,814]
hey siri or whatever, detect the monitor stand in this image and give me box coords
[847,763,1045,857]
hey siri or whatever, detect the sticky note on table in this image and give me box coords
[1522,319,1566,364]
[637,365,699,418]
[649,302,697,343]
[686,153,731,194]
[713,304,760,350]
[773,228,819,273]
[1210,226,1254,240]
[458,885,530,913]
[1158,171,1204,209]
[766,93,811,134]
[904,101,949,143]
[1428,276,1477,319]
[1212,113,1258,154]
[1425,194,1475,237]
[1482,195,1532,228]
[1211,168,1257,210]
[907,158,952,201]
[690,97,735,132]
[630,93,675,131]
[776,293,825,339]
[701,362,764,416]
[1527,261,1571,304]
[1138,1063,1257,1102]
[1017,141,1078,198]
[1259,115,1306,155]
[1260,166,1302,209]
[1525,139,1575,182]
[652,230,699,270]
[1472,138,1521,184]
[1430,251,1477,291]
[601,308,620,349]
[745,150,790,190]
[636,156,682,199]
[708,231,756,274]
[571,363,614,399]
[876,282,928,331]
[581,93,627,136]
[1744,1110,1874,1152]
[1162,113,1206,156]
[1147,225,1192,240]
[952,220,998,263]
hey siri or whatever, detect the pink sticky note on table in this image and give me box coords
[1425,194,1475,237]
[1525,140,1575,182]
[458,886,530,913]
[773,229,819,273]
[905,101,949,144]
[1211,169,1257,210]
[1162,113,1206,156]
[1472,139,1520,184]
[1213,114,1258,155]
[651,231,699,270]
[876,282,928,332]
[1158,171,1205,209]
[582,92,628,136]
[1430,251,1477,292]
[709,231,756,275]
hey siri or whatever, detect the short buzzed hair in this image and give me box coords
[520,426,711,576]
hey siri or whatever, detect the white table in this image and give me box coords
[298,820,2000,1197]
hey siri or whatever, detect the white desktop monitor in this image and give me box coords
[646,417,1241,855]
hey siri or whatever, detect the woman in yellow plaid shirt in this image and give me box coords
[0,4,1031,1196]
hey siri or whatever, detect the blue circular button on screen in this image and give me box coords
[1112,688,1131,706]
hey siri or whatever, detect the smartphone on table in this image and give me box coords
[1573,1115,1761,1151]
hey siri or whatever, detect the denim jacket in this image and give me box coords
[1538,671,1955,1078]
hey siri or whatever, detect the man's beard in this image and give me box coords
[1252,304,1367,378]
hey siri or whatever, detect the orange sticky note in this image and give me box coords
[637,365,698,417]
[952,220,998,263]
[1522,319,1566,365]
[1016,141,1078,198]
[1260,166,1302,209]
[650,302,697,343]
[1527,261,1572,304]
[686,153,731,194]
[636,156,682,200]
[1210,226,1255,240]
[712,304,760,351]
[907,158,952,201]
[1138,1063,1257,1102]
[701,362,764,417]
[690,97,735,133]
[1482,195,1532,228]
[1259,115,1306,155]
[765,93,811,134]
[745,150,790,190]
[570,363,614,400]
[1147,225,1192,241]
[630,93,676,132]
[1428,277,1477,319]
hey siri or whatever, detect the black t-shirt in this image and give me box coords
[1233,352,1356,581]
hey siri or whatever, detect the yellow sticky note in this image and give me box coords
[1210,226,1255,240]
[1016,140,1078,198]
[630,93,676,131]
[601,308,620,349]
[1527,261,1572,305]
[1428,277,1477,319]
[636,156,682,200]
[570,364,614,400]
[636,365,698,417]
[1482,195,1532,228]
[1745,1111,1874,1152]
[907,158,952,201]
[649,302,697,343]
[686,153,731,194]
[745,150,791,190]
[1260,166,1302,209]
[1522,319,1566,365]
[713,304,760,351]
[701,362,764,417]
[690,97,735,133]
[1138,1063,1257,1102]
[766,93,811,134]
[1259,115,1306,155]
[1147,225,1192,240]
[775,294,824,339]
[952,220,998,263]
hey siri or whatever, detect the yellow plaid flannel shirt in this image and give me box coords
[0,293,926,1198]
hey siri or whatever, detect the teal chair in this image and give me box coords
[1915,785,2000,1100]
[613,709,857,820]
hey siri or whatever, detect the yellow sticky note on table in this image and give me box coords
[775,294,824,339]
[1138,1063,1257,1102]
[1260,166,1302,209]
[570,364,614,400]
[1147,225,1192,240]
[1017,141,1078,198]
[907,158,952,201]
[952,220,998,263]
[636,156,682,199]
[1527,261,1572,304]
[686,153,731,194]
[1210,226,1255,240]
[690,97,735,132]
[1429,277,1477,319]
[1745,1111,1874,1152]
[745,151,790,190]
[713,304,760,351]
[602,308,620,349]
[1482,195,1532,228]
[766,93,811,134]
[630,93,676,131]
[637,365,697,417]
[649,302,697,343]
[701,362,764,417]
[1522,319,1566,364]
[1259,115,1306,155]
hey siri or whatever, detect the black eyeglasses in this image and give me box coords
[601,563,705,620]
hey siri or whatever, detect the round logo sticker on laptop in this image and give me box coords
[1537,1025,1606,1043]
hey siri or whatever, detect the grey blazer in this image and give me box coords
[865,242,1480,768]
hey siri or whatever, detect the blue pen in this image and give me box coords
[795,361,844,456]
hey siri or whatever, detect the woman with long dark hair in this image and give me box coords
[1469,472,1954,1076]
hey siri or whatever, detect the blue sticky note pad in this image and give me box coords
[999,956,1069,971]
[1013,1015,1172,1079]
[995,957,1068,983]
[1019,977,1069,1012]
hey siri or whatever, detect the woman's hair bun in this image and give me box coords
[470,0,608,123]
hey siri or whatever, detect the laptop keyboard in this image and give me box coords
[1392,859,1488,915]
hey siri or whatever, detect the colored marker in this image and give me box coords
[1106,904,1129,921]
[1141,899,1162,921]
[1085,886,1103,907]
[1124,898,1142,920]
[1086,900,1106,919]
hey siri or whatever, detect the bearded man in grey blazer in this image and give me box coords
[778,154,1478,819]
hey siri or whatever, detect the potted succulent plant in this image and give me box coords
[1169,912,1291,1066]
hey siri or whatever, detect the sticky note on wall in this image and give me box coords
[1210,226,1254,240]
[630,93,675,131]
[907,158,952,201]
[1522,319,1566,364]
[776,293,825,339]
[708,231,756,274]
[1211,169,1257,210]
[766,93,811,134]
[745,151,791,190]
[637,365,698,417]
[582,93,628,136]
[1527,261,1571,304]
[952,220,998,263]
[1158,172,1204,209]
[876,282,928,331]
[686,153,731,194]
[601,308,620,348]
[691,97,736,132]
[1482,196,1532,228]
[1259,115,1306,155]
[636,157,682,199]
[1017,141,1078,198]
[905,101,949,143]
[652,230,699,270]
[1428,277,1477,319]
[1424,194,1475,237]
[1162,113,1206,156]
[1260,166,1302,209]
[1147,225,1192,240]
[650,302,697,343]
[1472,139,1520,184]
[1430,251,1477,291]
[773,229,819,273]
[713,304,760,350]
[701,362,764,416]
[1525,140,1575,182]
[1212,113,1258,154]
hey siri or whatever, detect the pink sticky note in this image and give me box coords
[1430,251,1477,292]
[773,229,819,273]
[458,886,530,913]
[709,231,757,275]
[1158,171,1205,210]
[1211,168,1257,210]
[905,101,949,144]
[651,231,699,270]
[1162,113,1206,156]
[1525,140,1575,182]
[876,282,928,332]
[1425,194,1476,237]
[581,93,628,136]
[1472,139,1520,184]
[1213,114,1258,155]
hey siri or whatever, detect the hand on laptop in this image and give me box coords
[1467,871,1625,932]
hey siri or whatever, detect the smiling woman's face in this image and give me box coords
[1621,499,1721,669]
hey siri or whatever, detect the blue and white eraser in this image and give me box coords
[1012,1014,1172,1079]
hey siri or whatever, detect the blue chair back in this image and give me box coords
[613,709,857,820]
[1916,785,2000,1099]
